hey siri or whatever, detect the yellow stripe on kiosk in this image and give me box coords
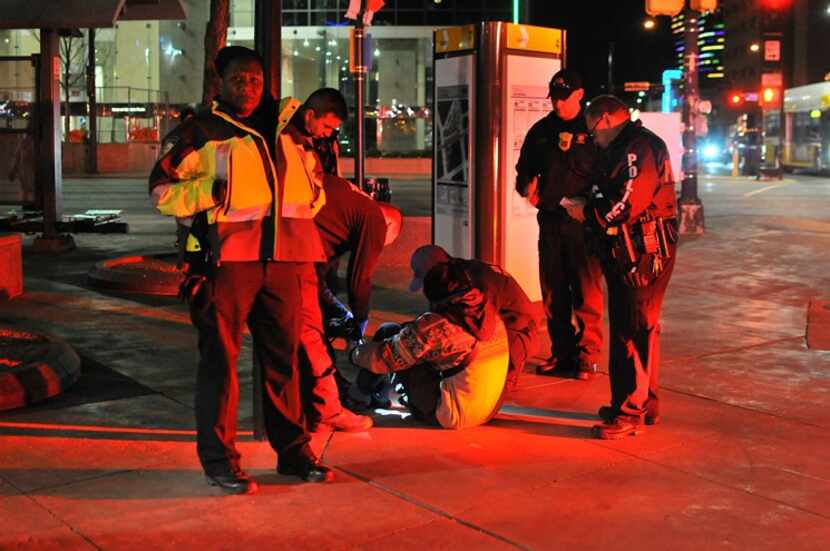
[434,24,476,54]
[505,23,563,54]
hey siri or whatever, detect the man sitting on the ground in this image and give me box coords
[350,260,509,429]
[408,245,538,390]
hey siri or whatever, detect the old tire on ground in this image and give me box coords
[87,253,185,296]
[0,328,81,411]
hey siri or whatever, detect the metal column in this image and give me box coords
[33,28,75,252]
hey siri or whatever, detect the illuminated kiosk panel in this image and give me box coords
[432,23,564,302]
[433,54,475,259]
[502,54,561,301]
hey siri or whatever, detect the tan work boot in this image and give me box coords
[311,409,373,433]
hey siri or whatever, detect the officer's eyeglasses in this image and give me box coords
[588,116,605,138]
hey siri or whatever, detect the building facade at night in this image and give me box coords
[721,0,828,93]
[0,0,516,154]
[671,7,726,88]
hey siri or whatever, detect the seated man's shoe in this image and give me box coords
[205,468,258,495]
[278,445,335,483]
[575,361,598,381]
[311,409,374,433]
[598,405,659,426]
[592,415,644,440]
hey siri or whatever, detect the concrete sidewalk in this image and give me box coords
[2,177,830,549]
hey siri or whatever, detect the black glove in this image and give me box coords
[328,314,363,342]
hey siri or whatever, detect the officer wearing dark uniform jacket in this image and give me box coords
[563,95,678,440]
[515,68,604,380]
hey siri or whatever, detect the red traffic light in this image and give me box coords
[759,0,792,10]
[760,86,781,108]
[728,91,745,108]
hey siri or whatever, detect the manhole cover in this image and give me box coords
[0,328,81,411]
[87,253,185,296]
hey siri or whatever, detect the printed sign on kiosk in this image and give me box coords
[432,22,565,301]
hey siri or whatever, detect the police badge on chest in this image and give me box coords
[558,132,573,152]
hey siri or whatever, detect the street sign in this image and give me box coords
[624,81,651,92]
[761,72,783,87]
[764,40,781,62]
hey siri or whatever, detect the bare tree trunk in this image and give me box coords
[63,76,71,138]
[61,36,73,138]
[202,0,230,105]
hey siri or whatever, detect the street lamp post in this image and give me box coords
[607,41,615,93]
[353,0,367,191]
[679,3,704,234]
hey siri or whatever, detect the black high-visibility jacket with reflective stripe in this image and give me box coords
[149,99,326,263]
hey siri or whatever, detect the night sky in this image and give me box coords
[528,1,678,98]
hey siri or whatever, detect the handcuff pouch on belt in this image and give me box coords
[608,212,678,288]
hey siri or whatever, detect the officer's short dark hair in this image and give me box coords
[214,46,264,77]
[304,88,348,121]
[585,95,629,120]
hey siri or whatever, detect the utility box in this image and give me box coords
[432,22,565,301]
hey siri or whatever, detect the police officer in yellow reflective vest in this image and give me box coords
[515,68,604,380]
[562,95,678,440]
[149,46,334,494]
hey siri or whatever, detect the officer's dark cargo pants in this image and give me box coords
[538,210,604,365]
[190,261,310,476]
[604,243,676,418]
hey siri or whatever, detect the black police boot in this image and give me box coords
[205,467,258,495]
[277,445,335,483]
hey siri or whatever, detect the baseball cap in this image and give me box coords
[548,68,583,100]
[408,245,450,292]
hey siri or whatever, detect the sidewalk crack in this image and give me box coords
[335,465,532,550]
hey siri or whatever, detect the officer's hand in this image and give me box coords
[565,205,586,222]
[561,196,586,222]
[526,176,540,207]
[568,205,585,222]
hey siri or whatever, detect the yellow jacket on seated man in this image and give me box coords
[352,260,510,430]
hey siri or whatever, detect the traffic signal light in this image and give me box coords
[691,0,718,11]
[759,0,792,9]
[728,91,744,108]
[645,0,684,16]
[760,86,781,108]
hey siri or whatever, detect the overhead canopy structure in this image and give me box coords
[0,0,186,251]
[0,0,186,29]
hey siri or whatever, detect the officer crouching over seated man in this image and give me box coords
[561,95,678,440]
[349,259,509,429]
[304,90,404,412]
